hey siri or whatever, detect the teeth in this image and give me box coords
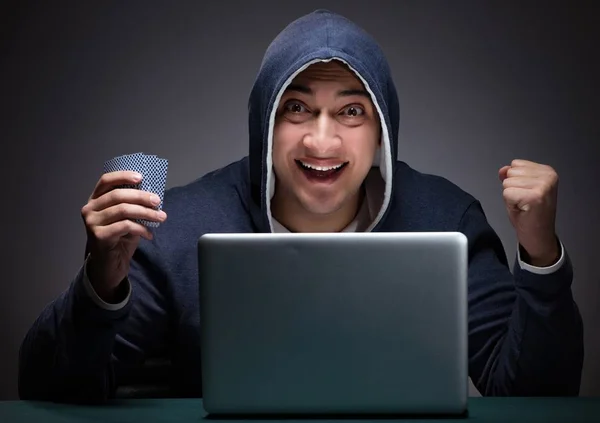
[300,161,345,171]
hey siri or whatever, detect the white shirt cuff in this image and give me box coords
[517,239,565,275]
[82,256,131,311]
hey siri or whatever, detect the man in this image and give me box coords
[19,10,583,401]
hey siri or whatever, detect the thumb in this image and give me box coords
[503,187,531,212]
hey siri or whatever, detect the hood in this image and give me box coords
[247,9,400,232]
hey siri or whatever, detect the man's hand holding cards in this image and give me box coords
[80,153,168,303]
[102,152,169,227]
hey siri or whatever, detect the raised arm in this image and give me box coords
[18,171,171,402]
[462,199,584,396]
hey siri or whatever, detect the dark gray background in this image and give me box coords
[1,0,598,400]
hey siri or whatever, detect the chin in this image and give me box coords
[298,194,347,216]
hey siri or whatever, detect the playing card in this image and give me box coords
[139,154,169,228]
[103,152,168,228]
[142,155,168,210]
[141,154,157,196]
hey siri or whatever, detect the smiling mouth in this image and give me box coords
[295,159,349,182]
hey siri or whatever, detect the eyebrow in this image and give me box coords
[285,84,370,98]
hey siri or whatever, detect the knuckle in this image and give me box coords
[83,215,93,228]
[82,210,95,227]
[534,187,546,199]
[110,189,123,203]
[112,221,128,237]
[544,165,556,175]
[91,227,103,241]
[124,219,135,231]
[116,203,129,218]
[99,173,110,185]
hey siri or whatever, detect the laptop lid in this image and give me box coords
[198,232,468,415]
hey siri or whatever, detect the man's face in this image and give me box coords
[272,61,380,221]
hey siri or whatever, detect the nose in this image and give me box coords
[302,113,341,155]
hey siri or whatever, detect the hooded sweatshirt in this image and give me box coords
[18,10,583,402]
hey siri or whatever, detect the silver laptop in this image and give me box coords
[198,232,468,416]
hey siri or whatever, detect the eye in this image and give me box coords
[341,105,365,117]
[284,102,308,114]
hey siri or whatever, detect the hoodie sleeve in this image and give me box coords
[18,238,171,403]
[460,200,584,396]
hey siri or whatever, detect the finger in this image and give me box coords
[94,220,154,243]
[502,187,537,211]
[91,171,143,199]
[507,165,556,180]
[498,165,511,181]
[505,166,548,178]
[122,233,141,243]
[119,233,146,247]
[88,203,167,227]
[510,159,539,168]
[509,159,556,175]
[90,188,161,212]
[502,176,540,189]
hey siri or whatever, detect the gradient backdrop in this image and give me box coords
[1,0,598,400]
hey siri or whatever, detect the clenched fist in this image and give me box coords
[499,159,561,267]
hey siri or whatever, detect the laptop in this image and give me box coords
[198,232,468,416]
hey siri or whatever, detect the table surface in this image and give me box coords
[0,397,598,422]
